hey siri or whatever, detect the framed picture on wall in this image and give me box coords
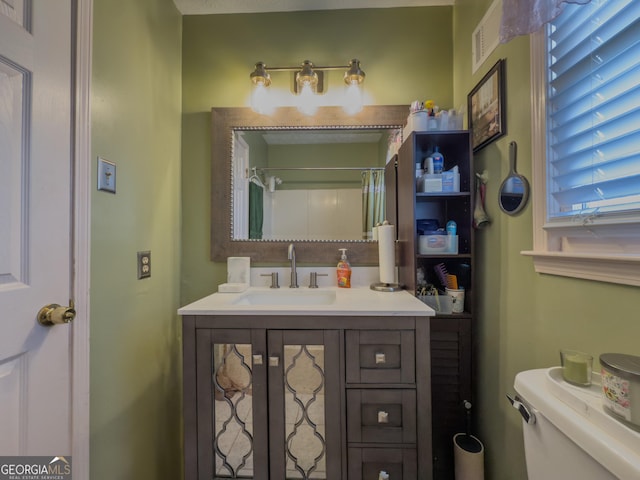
[468,59,506,152]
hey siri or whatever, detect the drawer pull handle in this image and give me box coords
[375,352,386,364]
[269,356,280,367]
[252,354,263,365]
[377,411,389,423]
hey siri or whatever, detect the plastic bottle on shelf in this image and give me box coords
[446,220,458,253]
[429,146,444,174]
[415,162,424,190]
[424,155,434,175]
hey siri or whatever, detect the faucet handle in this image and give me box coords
[261,272,279,289]
[309,272,328,288]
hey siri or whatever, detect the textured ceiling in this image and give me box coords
[172,0,453,15]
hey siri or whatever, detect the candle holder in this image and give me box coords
[560,349,593,387]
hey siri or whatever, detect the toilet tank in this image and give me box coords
[513,367,640,480]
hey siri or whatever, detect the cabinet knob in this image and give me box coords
[377,411,389,424]
[269,356,280,367]
[252,354,264,365]
[375,352,386,364]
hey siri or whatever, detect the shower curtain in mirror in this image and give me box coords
[500,0,592,43]
[362,170,385,240]
[249,181,263,239]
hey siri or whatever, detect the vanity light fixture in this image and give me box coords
[249,59,366,115]
[295,60,320,116]
[249,61,271,87]
[249,62,274,115]
[343,59,366,116]
[344,58,366,86]
[295,60,319,94]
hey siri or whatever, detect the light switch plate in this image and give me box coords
[97,157,116,193]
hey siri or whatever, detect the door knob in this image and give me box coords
[37,301,76,326]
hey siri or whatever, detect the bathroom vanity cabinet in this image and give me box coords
[396,131,475,479]
[182,314,431,480]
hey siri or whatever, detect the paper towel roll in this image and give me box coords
[377,223,396,284]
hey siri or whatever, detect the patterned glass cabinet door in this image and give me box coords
[196,328,342,479]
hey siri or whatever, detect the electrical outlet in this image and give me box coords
[137,251,151,279]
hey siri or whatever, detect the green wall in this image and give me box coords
[90,0,183,478]
[453,1,640,478]
[181,7,454,304]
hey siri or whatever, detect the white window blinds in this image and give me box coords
[546,0,640,222]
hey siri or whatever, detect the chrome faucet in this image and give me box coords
[287,243,299,288]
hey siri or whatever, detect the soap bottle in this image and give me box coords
[337,248,352,288]
[430,146,444,174]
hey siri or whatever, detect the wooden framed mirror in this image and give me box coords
[211,105,408,264]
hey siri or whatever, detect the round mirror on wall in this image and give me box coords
[499,141,530,215]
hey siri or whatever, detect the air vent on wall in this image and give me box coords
[472,0,502,74]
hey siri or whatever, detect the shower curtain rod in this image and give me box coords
[256,166,384,172]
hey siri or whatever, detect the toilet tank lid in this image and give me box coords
[514,367,640,480]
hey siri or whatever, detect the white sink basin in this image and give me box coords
[232,289,337,306]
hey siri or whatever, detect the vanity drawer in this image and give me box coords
[348,447,417,480]
[346,330,415,384]
[347,389,416,444]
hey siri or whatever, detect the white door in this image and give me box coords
[0,0,75,456]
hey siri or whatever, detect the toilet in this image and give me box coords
[513,367,640,479]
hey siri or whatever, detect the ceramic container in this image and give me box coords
[600,353,640,430]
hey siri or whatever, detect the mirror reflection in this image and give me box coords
[214,343,253,477]
[211,106,408,263]
[232,127,401,241]
[499,141,530,215]
[213,341,328,479]
[499,176,527,213]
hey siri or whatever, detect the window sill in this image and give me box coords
[521,250,640,287]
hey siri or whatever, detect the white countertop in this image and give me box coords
[178,286,434,317]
